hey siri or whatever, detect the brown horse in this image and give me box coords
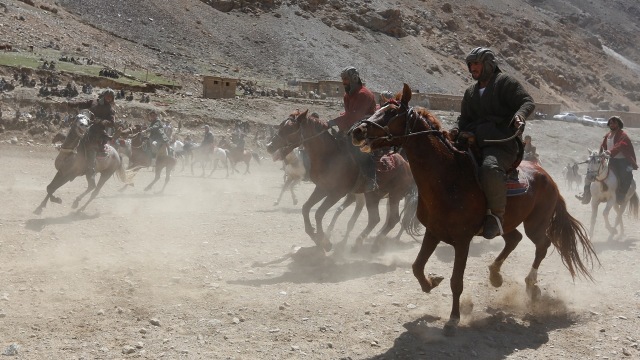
[218,138,260,174]
[266,110,416,253]
[128,131,177,193]
[351,84,598,336]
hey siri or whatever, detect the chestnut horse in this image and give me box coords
[351,84,598,336]
[266,110,415,252]
[218,138,260,174]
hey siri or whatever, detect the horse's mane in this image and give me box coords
[304,113,328,130]
[414,107,443,131]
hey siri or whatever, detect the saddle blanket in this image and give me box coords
[506,176,529,197]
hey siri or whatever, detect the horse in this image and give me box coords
[351,84,598,336]
[128,131,177,193]
[563,163,582,191]
[266,110,416,253]
[190,144,230,178]
[271,147,306,206]
[583,150,639,239]
[218,138,260,174]
[34,121,135,215]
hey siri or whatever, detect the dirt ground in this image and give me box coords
[0,118,639,359]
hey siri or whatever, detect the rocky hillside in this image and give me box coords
[2,0,640,112]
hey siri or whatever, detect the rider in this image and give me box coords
[453,47,535,239]
[69,88,117,188]
[146,110,170,159]
[326,66,378,192]
[523,135,539,162]
[577,116,638,204]
[201,125,215,148]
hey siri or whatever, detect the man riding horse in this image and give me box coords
[68,88,117,189]
[146,110,170,159]
[452,47,534,239]
[326,66,378,192]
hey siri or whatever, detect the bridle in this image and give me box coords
[354,102,447,149]
[585,153,610,183]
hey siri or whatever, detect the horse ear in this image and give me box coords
[588,148,593,155]
[401,83,412,105]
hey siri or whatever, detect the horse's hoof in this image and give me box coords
[443,319,459,337]
[51,197,62,204]
[428,274,445,288]
[489,271,503,288]
[527,284,542,301]
[71,201,79,209]
[33,208,43,215]
[322,240,333,252]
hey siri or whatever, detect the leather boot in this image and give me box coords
[482,211,503,239]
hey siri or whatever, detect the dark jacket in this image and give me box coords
[75,99,116,123]
[148,119,169,144]
[457,71,535,147]
[202,132,214,146]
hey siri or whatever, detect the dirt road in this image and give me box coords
[0,141,639,359]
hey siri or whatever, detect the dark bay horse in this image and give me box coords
[34,123,135,214]
[128,131,177,193]
[351,84,598,336]
[266,110,415,253]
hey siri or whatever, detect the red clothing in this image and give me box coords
[333,86,376,132]
[600,130,638,169]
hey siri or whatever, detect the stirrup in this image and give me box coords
[483,210,504,237]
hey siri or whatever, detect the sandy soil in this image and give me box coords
[0,119,639,359]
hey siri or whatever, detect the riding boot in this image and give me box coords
[482,210,504,240]
[363,155,377,192]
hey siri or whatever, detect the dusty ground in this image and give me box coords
[0,119,639,359]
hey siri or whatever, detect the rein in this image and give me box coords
[587,155,610,183]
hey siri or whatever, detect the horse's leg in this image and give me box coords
[602,199,617,237]
[352,193,382,253]
[289,179,299,205]
[313,193,344,252]
[371,196,402,253]
[523,221,553,301]
[274,177,291,206]
[301,187,329,245]
[413,230,444,294]
[72,173,97,209]
[444,240,471,337]
[589,201,599,237]
[35,172,69,214]
[190,160,196,176]
[145,166,161,191]
[331,194,359,252]
[244,159,250,174]
[78,171,113,212]
[488,230,523,287]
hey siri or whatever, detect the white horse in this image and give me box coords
[273,147,306,206]
[190,144,230,177]
[584,149,638,239]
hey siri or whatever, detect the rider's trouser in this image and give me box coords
[609,157,633,202]
[480,145,517,220]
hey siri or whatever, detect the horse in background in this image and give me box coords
[128,130,177,193]
[563,162,582,191]
[271,146,306,206]
[35,117,135,214]
[190,144,230,178]
[351,84,598,336]
[218,138,260,174]
[584,150,638,239]
[266,110,416,253]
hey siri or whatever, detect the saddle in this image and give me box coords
[454,131,529,196]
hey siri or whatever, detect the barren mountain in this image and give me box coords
[3,0,640,112]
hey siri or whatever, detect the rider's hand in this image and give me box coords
[512,114,525,129]
[603,150,611,157]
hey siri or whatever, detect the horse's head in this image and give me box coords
[352,83,443,153]
[74,114,90,137]
[585,149,608,181]
[266,110,307,160]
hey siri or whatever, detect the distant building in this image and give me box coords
[299,80,319,94]
[317,80,343,98]
[202,76,237,99]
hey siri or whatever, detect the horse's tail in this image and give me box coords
[252,152,261,165]
[548,195,599,281]
[629,192,639,219]
[115,155,137,185]
[400,185,423,238]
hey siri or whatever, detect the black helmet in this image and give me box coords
[465,47,499,82]
[340,66,362,94]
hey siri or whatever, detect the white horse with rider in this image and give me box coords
[583,149,638,239]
